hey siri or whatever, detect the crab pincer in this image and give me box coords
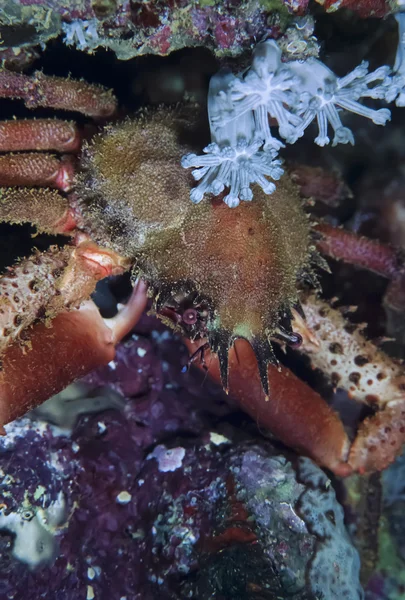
[0,261,147,430]
[184,337,352,475]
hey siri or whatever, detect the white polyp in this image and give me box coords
[223,40,304,145]
[251,39,282,77]
[182,69,284,206]
[181,35,397,206]
[0,493,66,569]
[62,20,99,52]
[315,110,329,146]
[337,62,369,89]
[392,13,405,106]
[395,13,405,74]
[288,56,392,146]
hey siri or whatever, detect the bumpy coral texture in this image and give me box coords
[77,111,312,389]
[0,0,308,61]
[315,0,389,18]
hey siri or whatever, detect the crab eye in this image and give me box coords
[22,510,35,521]
[288,332,303,348]
[182,308,198,325]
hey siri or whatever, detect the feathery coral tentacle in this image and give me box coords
[181,70,284,207]
[216,41,304,147]
[288,58,391,146]
[390,12,405,106]
[182,34,397,205]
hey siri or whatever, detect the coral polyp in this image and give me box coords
[182,26,405,205]
[77,111,312,392]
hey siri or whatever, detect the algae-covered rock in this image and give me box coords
[1,0,311,60]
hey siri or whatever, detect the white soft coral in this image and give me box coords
[182,33,396,206]
[62,19,99,52]
[389,12,405,106]
[211,41,304,150]
[288,58,392,146]
[181,71,284,208]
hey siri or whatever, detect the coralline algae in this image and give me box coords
[0,318,363,599]
[0,0,308,61]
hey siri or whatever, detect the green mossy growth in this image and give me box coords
[77,109,313,391]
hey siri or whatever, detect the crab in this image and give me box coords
[1,67,405,477]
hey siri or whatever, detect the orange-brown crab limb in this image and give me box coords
[293,294,405,473]
[0,118,82,191]
[0,187,77,234]
[315,223,399,278]
[185,337,351,474]
[0,119,81,153]
[0,241,131,352]
[0,280,148,429]
[0,153,75,190]
[0,69,117,118]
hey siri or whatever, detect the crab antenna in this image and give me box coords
[274,327,303,347]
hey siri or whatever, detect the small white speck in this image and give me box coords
[151,330,172,342]
[87,567,96,580]
[97,422,107,434]
[108,361,117,370]
[33,485,46,501]
[209,432,231,446]
[62,19,99,52]
[87,585,95,600]
[116,491,132,505]
[71,442,80,453]
[2,474,14,486]
[138,479,144,486]
[137,347,147,358]
[148,445,186,472]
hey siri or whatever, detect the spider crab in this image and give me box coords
[1,68,405,477]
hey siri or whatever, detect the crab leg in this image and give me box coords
[185,337,351,475]
[0,187,76,233]
[1,246,73,353]
[0,153,75,191]
[0,119,81,153]
[293,294,405,473]
[0,280,148,429]
[0,241,131,353]
[0,70,117,118]
[315,222,405,313]
[315,222,399,278]
[291,165,352,207]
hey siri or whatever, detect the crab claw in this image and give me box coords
[185,337,351,474]
[0,280,148,429]
[294,293,405,474]
[348,399,405,473]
